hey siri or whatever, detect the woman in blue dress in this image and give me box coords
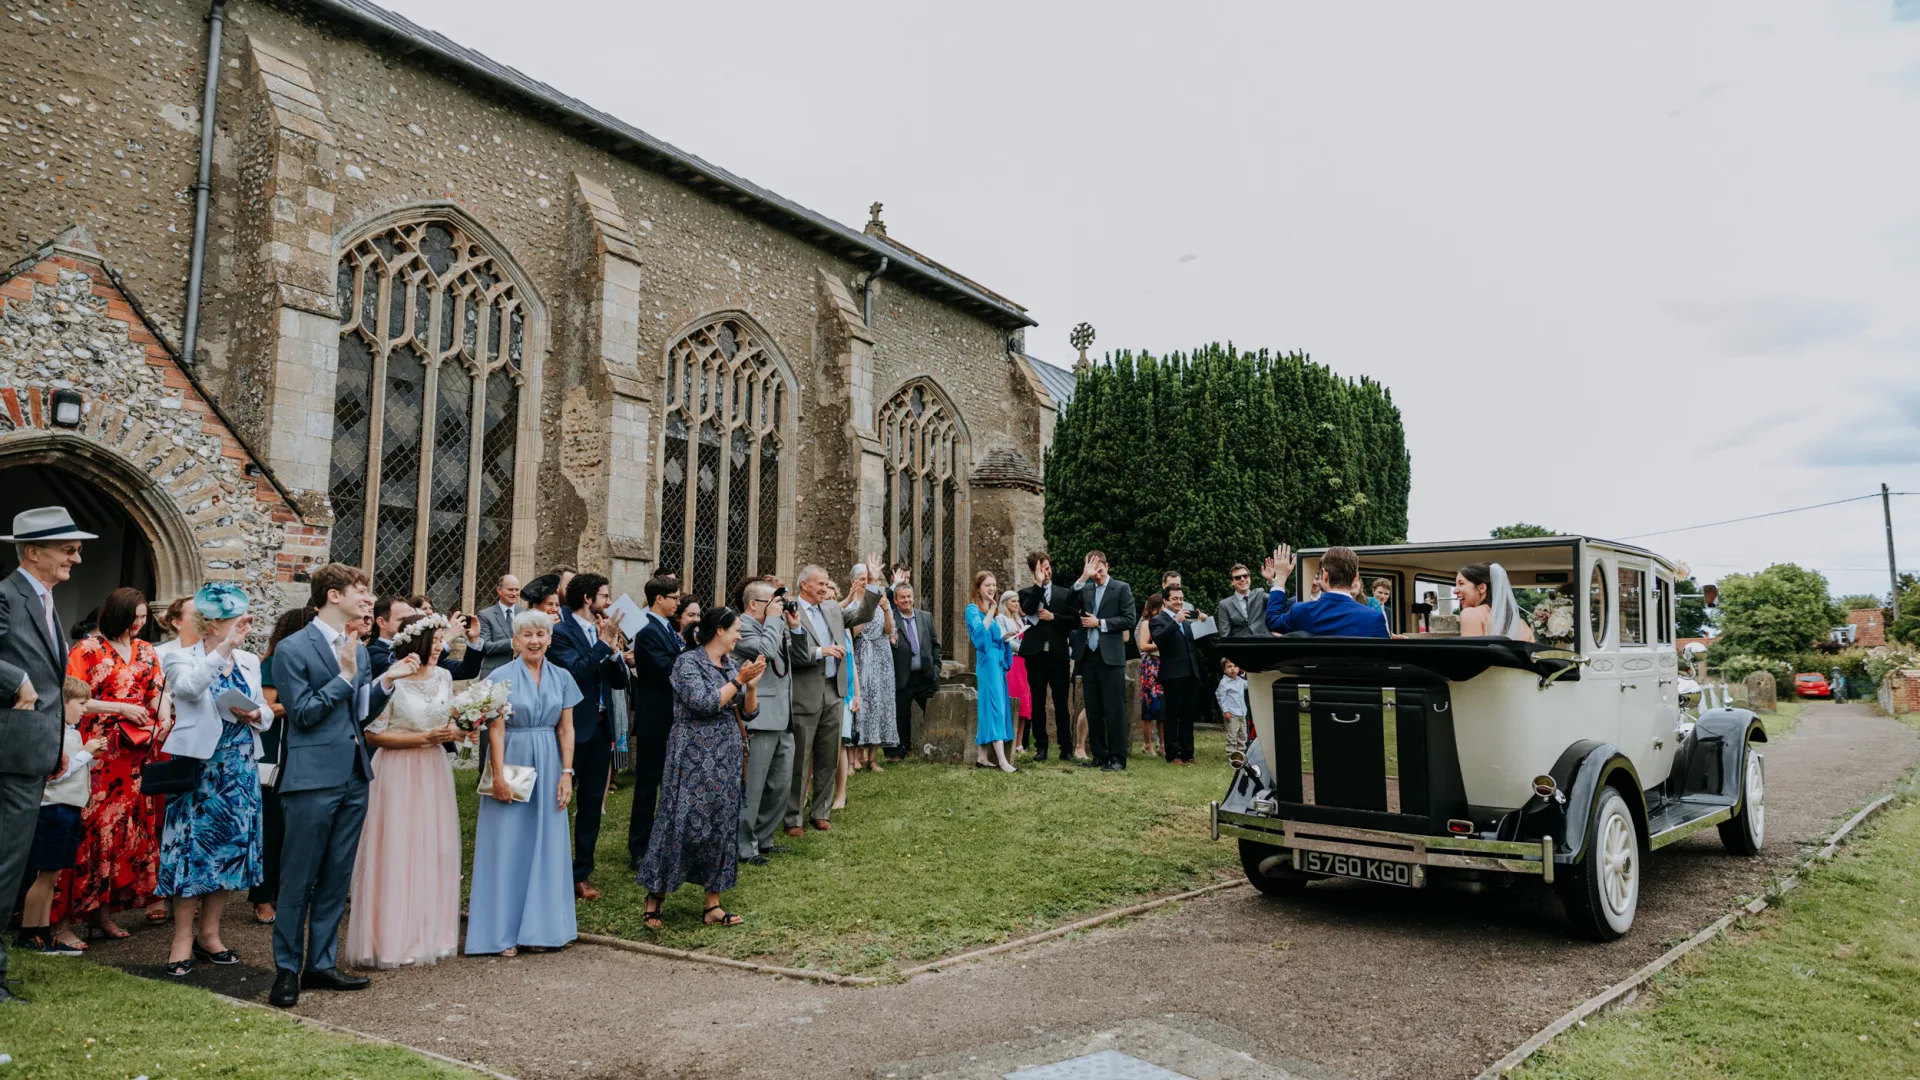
[156,583,271,979]
[966,571,1019,773]
[466,610,581,958]
[638,607,765,929]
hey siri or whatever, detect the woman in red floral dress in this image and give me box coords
[59,587,168,944]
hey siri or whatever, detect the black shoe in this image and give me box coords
[269,968,299,1008]
[1101,761,1123,771]
[743,854,769,866]
[300,967,370,992]
[163,957,194,978]
[192,942,239,965]
[1077,758,1103,768]
[761,844,791,854]
[0,982,27,1005]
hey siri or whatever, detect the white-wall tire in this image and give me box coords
[1560,787,1639,941]
[1719,747,1765,856]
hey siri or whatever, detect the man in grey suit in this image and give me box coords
[1073,551,1137,772]
[785,558,881,833]
[473,574,522,678]
[734,578,797,864]
[0,507,93,1005]
[268,562,407,1009]
[1217,562,1272,639]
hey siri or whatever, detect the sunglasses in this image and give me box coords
[1231,573,1249,580]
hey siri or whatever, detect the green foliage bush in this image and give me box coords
[1709,564,1841,660]
[1865,644,1920,682]
[1889,583,1920,647]
[1717,653,1794,695]
[1043,344,1410,605]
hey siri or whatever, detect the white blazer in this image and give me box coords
[160,642,272,761]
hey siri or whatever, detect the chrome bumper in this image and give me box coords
[1210,802,1555,884]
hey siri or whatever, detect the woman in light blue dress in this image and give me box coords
[966,571,1019,773]
[466,610,581,958]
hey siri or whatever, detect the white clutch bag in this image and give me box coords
[477,760,535,803]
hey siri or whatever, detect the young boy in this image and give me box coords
[15,677,105,955]
[1216,657,1250,760]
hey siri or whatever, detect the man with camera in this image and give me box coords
[734,578,798,864]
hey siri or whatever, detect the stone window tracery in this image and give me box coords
[328,218,524,613]
[657,316,789,606]
[879,381,966,650]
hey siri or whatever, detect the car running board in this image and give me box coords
[1646,797,1737,851]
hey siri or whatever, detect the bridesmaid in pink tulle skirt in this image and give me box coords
[345,615,465,969]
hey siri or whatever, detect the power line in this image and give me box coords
[1619,492,1917,541]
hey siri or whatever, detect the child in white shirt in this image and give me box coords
[1215,658,1250,759]
[15,676,106,956]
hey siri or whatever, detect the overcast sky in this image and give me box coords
[385,0,1920,599]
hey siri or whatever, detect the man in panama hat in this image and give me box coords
[0,507,95,1005]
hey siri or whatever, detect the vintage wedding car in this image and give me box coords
[1210,536,1766,940]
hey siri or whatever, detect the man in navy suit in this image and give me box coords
[366,596,483,681]
[624,574,685,868]
[1264,545,1391,638]
[270,562,408,1008]
[548,571,627,899]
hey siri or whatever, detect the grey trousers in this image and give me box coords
[0,771,42,978]
[740,728,794,858]
[786,701,843,827]
[273,778,369,974]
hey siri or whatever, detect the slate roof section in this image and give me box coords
[970,447,1044,492]
[287,0,1035,329]
[1025,354,1078,411]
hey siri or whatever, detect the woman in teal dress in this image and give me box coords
[966,571,1019,773]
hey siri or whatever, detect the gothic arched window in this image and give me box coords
[878,380,966,650]
[657,316,790,606]
[328,217,527,612]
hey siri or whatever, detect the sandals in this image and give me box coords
[643,894,665,931]
[88,918,131,941]
[192,941,239,965]
[702,905,744,927]
[164,957,195,978]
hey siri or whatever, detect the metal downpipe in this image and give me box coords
[182,0,226,365]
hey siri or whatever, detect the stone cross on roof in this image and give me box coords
[866,202,887,237]
[1070,321,1096,371]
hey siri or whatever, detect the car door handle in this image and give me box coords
[1619,682,1639,691]
[1657,678,1675,687]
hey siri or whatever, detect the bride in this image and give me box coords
[1456,563,1535,642]
[345,613,465,969]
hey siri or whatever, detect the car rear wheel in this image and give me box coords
[1718,746,1765,856]
[1560,787,1639,941]
[1239,839,1309,897]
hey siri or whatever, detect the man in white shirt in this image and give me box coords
[474,575,521,677]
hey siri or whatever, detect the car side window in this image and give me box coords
[1588,562,1609,650]
[1618,567,1645,646]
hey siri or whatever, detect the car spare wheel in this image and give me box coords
[1560,787,1639,941]
[1718,746,1765,856]
[1239,839,1308,896]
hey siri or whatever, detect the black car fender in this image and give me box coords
[1548,741,1645,865]
[1673,707,1767,805]
[1220,738,1275,815]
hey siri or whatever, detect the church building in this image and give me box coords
[1,0,1068,658]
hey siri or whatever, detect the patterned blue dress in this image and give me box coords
[156,664,263,898]
[968,604,1015,745]
[638,649,750,896]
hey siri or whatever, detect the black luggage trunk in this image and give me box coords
[1266,680,1470,834]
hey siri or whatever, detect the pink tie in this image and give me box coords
[40,591,57,649]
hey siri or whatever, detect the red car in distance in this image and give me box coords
[1794,673,1832,699]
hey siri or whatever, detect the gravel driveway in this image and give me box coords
[89,702,1918,1080]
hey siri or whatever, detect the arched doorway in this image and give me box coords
[0,437,198,644]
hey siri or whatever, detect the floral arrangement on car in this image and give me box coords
[448,680,513,733]
[1529,595,1577,646]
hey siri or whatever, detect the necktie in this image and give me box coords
[40,591,58,651]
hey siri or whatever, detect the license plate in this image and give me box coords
[1295,849,1425,888]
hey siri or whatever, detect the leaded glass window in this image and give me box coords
[328,218,526,613]
[878,381,966,651]
[658,317,789,606]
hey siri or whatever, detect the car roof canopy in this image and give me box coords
[1293,536,1678,583]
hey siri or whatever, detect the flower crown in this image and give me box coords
[391,612,450,651]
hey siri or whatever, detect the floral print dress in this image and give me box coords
[637,650,749,896]
[60,635,166,921]
[156,663,263,898]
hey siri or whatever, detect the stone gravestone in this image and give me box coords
[918,681,978,764]
[1743,671,1777,711]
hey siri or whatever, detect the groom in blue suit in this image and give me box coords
[267,562,410,1008]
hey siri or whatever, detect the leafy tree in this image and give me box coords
[1043,344,1410,605]
[1889,581,1920,647]
[1490,523,1556,539]
[1674,577,1710,638]
[1708,564,1841,660]
[1837,594,1885,611]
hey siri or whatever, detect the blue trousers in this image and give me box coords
[272,778,369,974]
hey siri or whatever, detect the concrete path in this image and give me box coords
[88,702,1918,1080]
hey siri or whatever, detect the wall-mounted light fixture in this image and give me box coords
[49,388,83,428]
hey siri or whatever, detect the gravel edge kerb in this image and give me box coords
[1473,788,1904,1080]
[204,986,520,1080]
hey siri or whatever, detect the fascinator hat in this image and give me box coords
[193,582,251,620]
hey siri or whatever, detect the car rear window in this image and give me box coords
[1797,674,1821,682]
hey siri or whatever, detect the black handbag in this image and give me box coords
[139,755,205,796]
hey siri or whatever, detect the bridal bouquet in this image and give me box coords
[1529,595,1576,647]
[449,680,513,733]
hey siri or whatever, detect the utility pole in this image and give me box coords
[1886,482,1901,621]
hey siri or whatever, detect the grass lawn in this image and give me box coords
[0,951,470,1079]
[456,730,1237,976]
[1761,699,1805,740]
[1515,788,1920,1079]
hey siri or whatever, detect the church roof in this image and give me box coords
[291,0,1036,330]
[970,447,1044,493]
[1024,354,1078,410]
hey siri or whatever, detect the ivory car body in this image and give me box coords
[1211,536,1767,940]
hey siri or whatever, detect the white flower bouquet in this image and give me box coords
[1529,596,1577,646]
[448,679,513,733]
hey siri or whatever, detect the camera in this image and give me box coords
[773,586,799,615]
